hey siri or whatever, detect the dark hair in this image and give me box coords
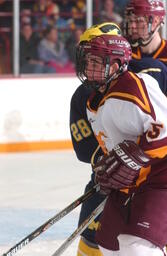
[21,22,32,31]
[43,25,56,37]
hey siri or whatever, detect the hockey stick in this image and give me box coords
[51,198,107,256]
[2,184,100,256]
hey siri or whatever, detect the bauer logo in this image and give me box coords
[114,145,141,170]
[6,238,29,256]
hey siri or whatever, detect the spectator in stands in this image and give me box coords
[46,3,73,30]
[58,0,73,20]
[71,0,86,27]
[99,0,122,25]
[0,0,12,28]
[20,0,33,11]
[0,32,11,73]
[38,25,75,73]
[33,0,54,32]
[33,0,47,13]
[20,23,55,74]
[21,9,32,27]
[114,0,129,16]
[65,27,84,64]
[33,0,54,12]
[0,0,13,73]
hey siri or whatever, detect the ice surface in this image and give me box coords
[0,150,91,255]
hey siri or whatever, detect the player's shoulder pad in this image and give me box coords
[105,71,154,116]
[129,57,167,96]
[70,84,93,114]
[129,57,167,72]
[156,39,167,64]
[71,84,92,103]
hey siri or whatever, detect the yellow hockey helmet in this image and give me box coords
[79,22,122,43]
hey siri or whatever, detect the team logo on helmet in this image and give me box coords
[108,39,130,48]
[148,0,161,4]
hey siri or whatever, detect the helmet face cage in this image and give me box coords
[76,44,109,89]
[84,54,107,86]
[124,0,165,47]
[76,35,132,89]
[124,13,154,47]
[76,43,86,83]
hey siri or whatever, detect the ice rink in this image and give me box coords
[0,150,91,256]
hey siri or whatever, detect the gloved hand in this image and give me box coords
[94,140,151,194]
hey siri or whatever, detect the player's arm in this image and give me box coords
[93,98,152,194]
[93,74,167,193]
[70,85,100,163]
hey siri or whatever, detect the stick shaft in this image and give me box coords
[2,184,100,256]
[51,198,106,256]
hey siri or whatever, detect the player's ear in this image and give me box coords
[109,62,119,75]
[152,16,161,30]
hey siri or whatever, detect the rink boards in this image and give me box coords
[0,76,80,152]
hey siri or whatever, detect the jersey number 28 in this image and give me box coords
[71,119,92,142]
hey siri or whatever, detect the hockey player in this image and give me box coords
[124,0,167,66]
[76,32,167,256]
[71,22,167,256]
[71,22,122,165]
[71,22,122,256]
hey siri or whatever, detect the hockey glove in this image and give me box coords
[94,140,151,194]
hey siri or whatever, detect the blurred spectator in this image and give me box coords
[46,3,76,48]
[33,2,73,31]
[33,0,54,31]
[20,0,33,11]
[66,27,84,64]
[46,3,73,30]
[0,0,12,27]
[21,9,32,26]
[99,0,122,25]
[33,0,47,13]
[113,0,130,16]
[0,32,11,73]
[20,23,55,74]
[38,26,75,73]
[58,0,73,20]
[0,0,12,73]
[71,0,86,27]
